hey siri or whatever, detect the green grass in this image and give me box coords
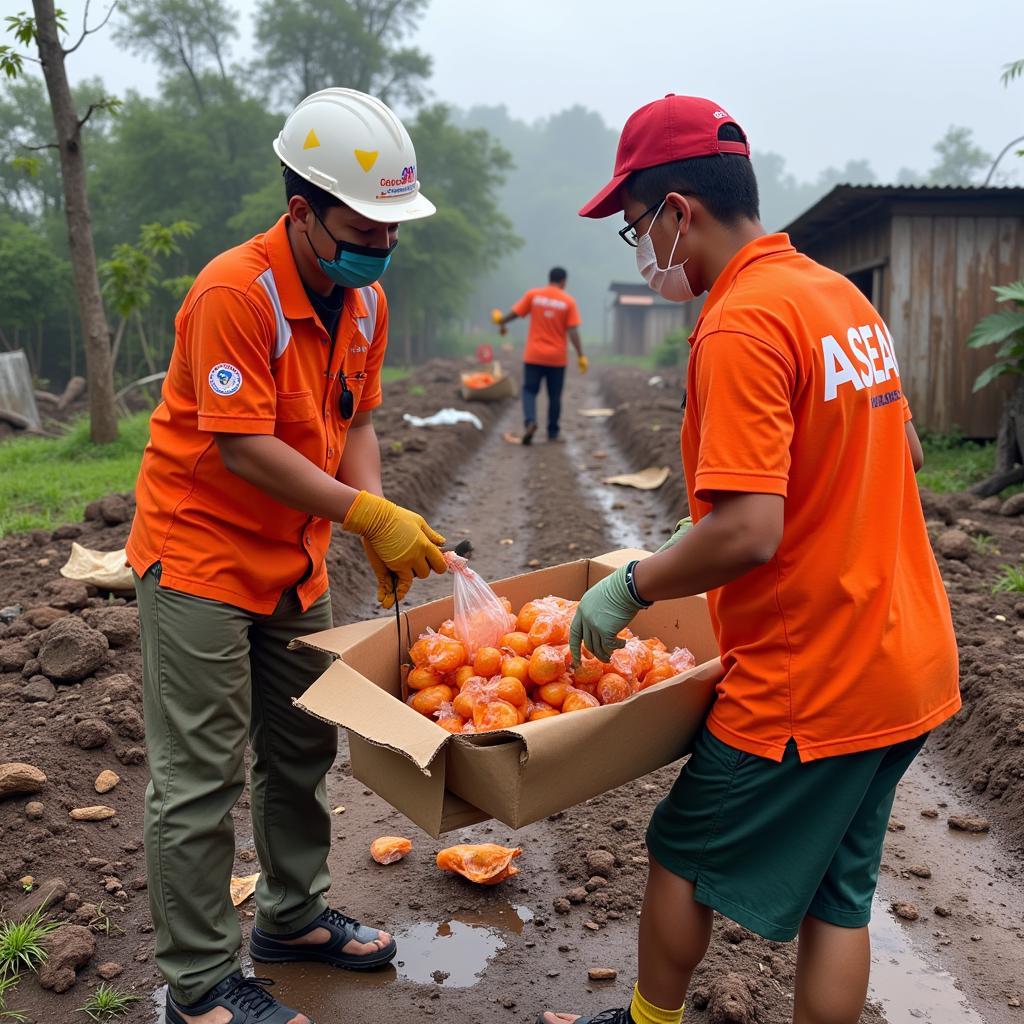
[0,906,59,980]
[993,564,1024,593]
[381,366,411,384]
[0,974,27,1023]
[0,413,150,537]
[917,435,995,493]
[77,984,139,1022]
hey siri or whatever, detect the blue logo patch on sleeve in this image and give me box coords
[208,363,243,396]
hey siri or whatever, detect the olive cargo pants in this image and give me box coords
[134,565,336,1004]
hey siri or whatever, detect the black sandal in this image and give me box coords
[535,1009,632,1024]
[166,972,311,1024]
[250,907,397,971]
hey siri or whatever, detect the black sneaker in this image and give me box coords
[165,971,312,1024]
[535,1009,633,1024]
[522,423,538,446]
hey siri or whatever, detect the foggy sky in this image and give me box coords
[50,0,1024,184]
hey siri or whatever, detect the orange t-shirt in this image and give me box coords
[682,233,960,763]
[126,215,389,615]
[512,285,581,367]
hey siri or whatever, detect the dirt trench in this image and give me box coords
[2,362,1024,1024]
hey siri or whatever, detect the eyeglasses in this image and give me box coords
[618,200,664,248]
[337,371,367,420]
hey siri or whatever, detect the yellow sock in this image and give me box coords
[629,983,684,1024]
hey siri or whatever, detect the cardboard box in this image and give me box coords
[460,362,518,402]
[292,550,722,837]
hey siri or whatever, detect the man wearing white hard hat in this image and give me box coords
[127,89,442,1024]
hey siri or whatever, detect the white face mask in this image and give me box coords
[635,200,697,303]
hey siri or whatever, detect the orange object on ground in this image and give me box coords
[682,233,959,762]
[511,285,582,368]
[370,836,412,865]
[436,843,522,885]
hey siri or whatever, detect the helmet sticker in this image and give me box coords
[354,149,379,172]
[303,129,320,150]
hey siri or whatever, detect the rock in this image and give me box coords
[921,808,940,819]
[96,962,123,980]
[588,967,617,981]
[44,578,90,611]
[72,719,113,750]
[22,606,69,630]
[583,921,600,931]
[97,495,131,525]
[69,805,116,821]
[566,887,588,904]
[51,524,83,541]
[94,770,120,794]
[0,762,47,799]
[584,849,616,879]
[21,658,41,678]
[110,706,145,741]
[22,676,57,702]
[70,902,99,927]
[0,604,22,625]
[723,923,752,944]
[708,973,757,1024]
[25,801,44,820]
[584,876,608,893]
[920,491,955,525]
[892,901,919,921]
[38,925,96,992]
[17,877,68,917]
[62,892,82,913]
[37,617,109,682]
[81,606,139,648]
[552,898,571,915]
[0,640,34,672]
[116,746,147,766]
[908,865,932,879]
[97,673,138,702]
[84,499,103,521]
[934,905,951,918]
[936,529,973,561]
[948,815,990,833]
[1001,493,1024,517]
[976,496,1003,514]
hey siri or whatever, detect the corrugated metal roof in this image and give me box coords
[783,183,1024,247]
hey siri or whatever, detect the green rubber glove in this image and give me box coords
[569,564,645,665]
[656,516,693,553]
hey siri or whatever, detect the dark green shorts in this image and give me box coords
[646,725,927,942]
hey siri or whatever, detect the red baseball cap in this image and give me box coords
[579,94,749,219]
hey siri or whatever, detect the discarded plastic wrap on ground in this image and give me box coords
[60,543,134,593]
[403,409,484,430]
[436,843,522,885]
[602,466,670,490]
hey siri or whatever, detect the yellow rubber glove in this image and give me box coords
[361,537,411,609]
[343,491,446,586]
[578,355,589,374]
[491,308,504,325]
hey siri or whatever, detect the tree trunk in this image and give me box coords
[970,381,1024,496]
[32,0,118,443]
[110,316,128,373]
[135,312,159,376]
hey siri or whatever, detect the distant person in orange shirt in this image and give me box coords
[539,95,959,1024]
[495,266,586,444]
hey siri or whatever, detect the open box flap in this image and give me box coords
[294,659,450,774]
[290,617,393,656]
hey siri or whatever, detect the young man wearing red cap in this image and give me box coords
[541,96,959,1024]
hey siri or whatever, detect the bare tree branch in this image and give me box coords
[77,102,100,130]
[64,0,118,56]
[23,141,60,151]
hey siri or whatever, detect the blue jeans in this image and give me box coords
[522,363,566,438]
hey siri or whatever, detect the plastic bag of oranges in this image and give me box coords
[445,551,515,656]
[436,843,522,885]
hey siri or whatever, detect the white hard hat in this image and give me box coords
[273,88,436,224]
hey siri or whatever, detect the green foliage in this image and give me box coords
[100,219,197,318]
[967,278,1024,392]
[916,434,995,493]
[993,564,1024,594]
[1002,58,1024,86]
[252,0,431,107]
[652,328,688,369]
[0,46,24,79]
[928,125,992,186]
[77,983,139,1021]
[0,972,27,1022]
[972,533,999,556]
[0,906,59,979]
[0,214,70,330]
[0,413,150,536]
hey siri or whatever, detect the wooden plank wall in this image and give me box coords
[887,214,1024,436]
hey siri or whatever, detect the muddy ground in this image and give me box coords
[1,362,1023,1024]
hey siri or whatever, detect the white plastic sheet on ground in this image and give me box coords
[403,408,483,430]
[60,543,135,593]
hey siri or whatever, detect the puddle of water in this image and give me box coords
[869,893,984,1024]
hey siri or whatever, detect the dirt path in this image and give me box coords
[3,361,1024,1024]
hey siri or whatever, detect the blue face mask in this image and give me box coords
[309,210,396,288]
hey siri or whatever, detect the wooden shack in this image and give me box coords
[784,185,1024,438]
[608,281,700,358]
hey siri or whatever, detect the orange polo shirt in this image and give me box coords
[682,233,960,763]
[127,215,389,615]
[512,284,581,367]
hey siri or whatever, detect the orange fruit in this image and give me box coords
[644,636,668,654]
[453,665,477,689]
[575,679,597,696]
[410,684,455,717]
[473,646,503,678]
[436,713,467,734]
[494,676,527,708]
[528,614,569,648]
[407,666,443,691]
[573,657,605,686]
[438,619,457,639]
[528,701,560,722]
[516,599,552,634]
[610,641,654,682]
[473,698,520,732]
[409,633,467,673]
[500,631,531,657]
[501,654,530,684]
[562,688,601,713]
[596,673,631,705]
[501,596,514,615]
[516,702,529,724]
[529,644,567,686]
[370,836,412,865]
[536,679,572,709]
